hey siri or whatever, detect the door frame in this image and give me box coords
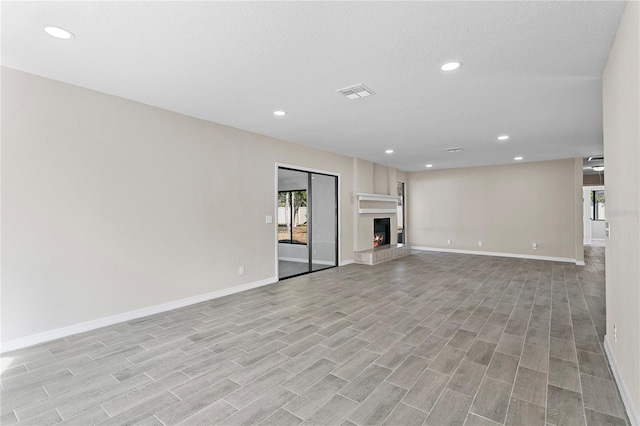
[275,163,341,280]
[397,181,406,244]
[583,185,605,245]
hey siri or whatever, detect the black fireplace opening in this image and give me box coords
[373,218,391,248]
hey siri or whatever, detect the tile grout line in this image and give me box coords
[563,264,590,426]
[342,372,404,426]
[438,257,513,424]
[505,265,544,425]
[466,260,530,425]
[543,268,553,426]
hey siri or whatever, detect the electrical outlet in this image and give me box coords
[265,215,273,224]
[238,266,245,276]
[532,242,538,250]
[478,241,483,247]
[447,239,452,245]
[614,324,617,342]
[313,249,317,256]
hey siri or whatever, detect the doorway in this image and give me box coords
[583,185,606,246]
[397,181,405,244]
[277,167,338,279]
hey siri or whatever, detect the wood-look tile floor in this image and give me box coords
[1,246,629,425]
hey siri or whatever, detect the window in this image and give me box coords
[591,190,605,220]
[278,190,307,244]
[397,182,405,244]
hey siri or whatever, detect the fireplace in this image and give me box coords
[373,218,391,248]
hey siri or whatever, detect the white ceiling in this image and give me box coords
[1,1,625,171]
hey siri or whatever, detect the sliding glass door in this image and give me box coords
[310,173,337,271]
[278,167,338,279]
[397,181,405,244]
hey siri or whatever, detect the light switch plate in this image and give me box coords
[266,215,273,224]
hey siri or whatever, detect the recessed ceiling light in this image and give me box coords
[441,61,462,71]
[514,156,523,161]
[273,110,287,116]
[44,26,74,39]
[498,135,509,141]
[385,149,394,154]
[426,164,433,168]
[592,166,605,172]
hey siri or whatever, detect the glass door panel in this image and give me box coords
[278,168,310,279]
[311,173,338,272]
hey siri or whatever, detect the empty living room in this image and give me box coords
[1,2,638,425]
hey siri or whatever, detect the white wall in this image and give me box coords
[408,158,584,261]
[602,1,640,422]
[354,158,374,194]
[1,68,357,345]
[591,220,606,240]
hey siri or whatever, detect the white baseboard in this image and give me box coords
[575,260,586,266]
[604,335,639,426]
[340,259,354,266]
[590,239,606,247]
[1,276,278,353]
[411,246,577,264]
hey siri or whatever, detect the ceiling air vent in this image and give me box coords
[587,156,604,162]
[337,84,374,100]
[445,147,463,153]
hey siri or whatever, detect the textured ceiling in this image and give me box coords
[1,1,626,171]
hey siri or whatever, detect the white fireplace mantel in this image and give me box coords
[355,192,398,214]
[354,193,399,202]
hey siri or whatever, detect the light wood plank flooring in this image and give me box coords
[1,246,629,425]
